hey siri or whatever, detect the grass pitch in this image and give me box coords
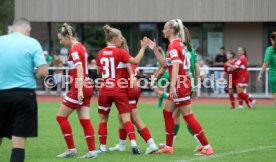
[1,101,276,162]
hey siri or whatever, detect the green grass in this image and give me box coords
[1,102,276,162]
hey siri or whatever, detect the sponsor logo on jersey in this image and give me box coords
[169,49,178,58]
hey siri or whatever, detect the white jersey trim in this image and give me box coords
[64,96,83,105]
[117,62,127,69]
[174,96,191,102]
[128,100,136,104]
[98,106,111,111]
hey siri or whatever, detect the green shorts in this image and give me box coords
[269,72,276,93]
[157,70,170,87]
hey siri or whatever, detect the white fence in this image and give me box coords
[38,67,270,97]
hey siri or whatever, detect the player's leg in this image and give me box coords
[109,114,127,152]
[131,108,158,154]
[120,112,140,155]
[56,104,76,158]
[179,104,213,156]
[97,96,112,153]
[156,100,175,154]
[77,106,97,158]
[172,109,180,143]
[115,95,140,155]
[273,93,276,107]
[236,86,245,109]
[228,88,235,109]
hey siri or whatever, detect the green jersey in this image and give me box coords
[264,46,276,73]
[185,46,197,79]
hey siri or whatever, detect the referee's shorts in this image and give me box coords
[0,88,38,139]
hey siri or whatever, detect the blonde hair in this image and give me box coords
[103,25,122,43]
[58,23,76,40]
[121,36,129,52]
[167,19,185,42]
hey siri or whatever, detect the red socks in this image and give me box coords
[56,116,75,149]
[98,122,107,145]
[229,93,235,109]
[139,127,152,143]
[124,121,136,140]
[238,93,243,106]
[119,128,127,140]
[183,114,209,146]
[238,92,253,108]
[163,109,174,147]
[80,119,96,151]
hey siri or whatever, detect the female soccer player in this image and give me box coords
[149,19,214,155]
[108,37,158,154]
[223,50,237,109]
[258,32,276,107]
[96,25,147,155]
[158,26,202,152]
[56,23,97,158]
[226,47,256,109]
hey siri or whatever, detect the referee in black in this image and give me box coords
[0,18,48,162]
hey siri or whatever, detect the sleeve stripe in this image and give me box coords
[171,60,182,64]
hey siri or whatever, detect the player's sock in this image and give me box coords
[174,124,180,136]
[119,128,127,144]
[173,124,180,143]
[139,127,152,144]
[119,128,127,140]
[229,93,235,109]
[98,122,107,149]
[187,124,202,146]
[158,96,164,109]
[183,114,209,147]
[237,93,243,107]
[56,116,75,149]
[161,92,169,99]
[80,119,96,151]
[163,109,174,147]
[10,148,25,162]
[124,121,137,147]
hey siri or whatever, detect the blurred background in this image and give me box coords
[1,0,276,97]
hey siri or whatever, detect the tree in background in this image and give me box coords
[0,0,14,35]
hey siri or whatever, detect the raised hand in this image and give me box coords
[140,36,149,49]
[147,38,156,50]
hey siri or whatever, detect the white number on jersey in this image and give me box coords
[100,57,115,78]
[182,49,190,70]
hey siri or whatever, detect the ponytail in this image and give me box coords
[176,19,185,42]
[168,19,185,42]
[184,27,192,51]
[121,36,129,52]
[58,23,76,39]
[103,24,122,43]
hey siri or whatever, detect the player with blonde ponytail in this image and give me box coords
[148,19,214,155]
[56,23,97,158]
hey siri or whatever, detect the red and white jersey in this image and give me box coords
[96,46,131,93]
[166,39,190,81]
[235,55,249,77]
[224,59,237,78]
[67,42,89,89]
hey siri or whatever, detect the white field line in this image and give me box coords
[177,145,276,162]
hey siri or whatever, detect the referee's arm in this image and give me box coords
[36,64,48,79]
